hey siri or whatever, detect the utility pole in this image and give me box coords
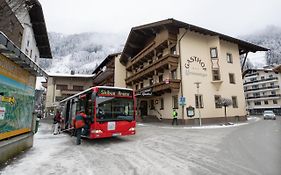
[194,82,202,126]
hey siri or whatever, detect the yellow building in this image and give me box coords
[44,73,94,114]
[120,19,268,124]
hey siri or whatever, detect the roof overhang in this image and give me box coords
[0,31,47,77]
[27,0,52,59]
[273,65,281,73]
[120,18,269,64]
[92,52,120,74]
[92,68,114,84]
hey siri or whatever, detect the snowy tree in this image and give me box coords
[39,32,125,74]
[217,98,232,124]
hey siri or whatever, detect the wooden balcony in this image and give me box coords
[93,67,114,85]
[126,54,179,84]
[126,33,177,70]
[136,79,181,96]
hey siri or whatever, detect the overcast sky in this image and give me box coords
[39,0,281,37]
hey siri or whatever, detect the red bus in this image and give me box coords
[59,86,136,139]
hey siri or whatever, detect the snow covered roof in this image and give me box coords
[27,0,52,59]
[47,73,95,78]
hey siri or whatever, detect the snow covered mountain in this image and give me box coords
[38,32,126,74]
[38,26,281,74]
[241,26,281,66]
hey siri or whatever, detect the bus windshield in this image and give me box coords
[96,96,134,122]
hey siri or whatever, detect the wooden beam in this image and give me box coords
[241,52,249,74]
[128,42,140,49]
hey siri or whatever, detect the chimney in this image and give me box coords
[70,70,75,75]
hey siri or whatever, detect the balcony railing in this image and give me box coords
[93,67,114,85]
[136,79,181,96]
[245,73,259,77]
[127,33,177,70]
[244,77,278,85]
[246,94,281,99]
[126,54,179,84]
[244,85,280,92]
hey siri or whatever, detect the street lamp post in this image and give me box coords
[194,82,202,126]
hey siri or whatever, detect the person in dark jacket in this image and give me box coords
[73,111,87,145]
[53,111,62,135]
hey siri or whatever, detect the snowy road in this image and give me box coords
[1,117,280,175]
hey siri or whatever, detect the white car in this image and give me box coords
[263,110,276,120]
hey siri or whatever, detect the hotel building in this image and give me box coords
[244,68,281,115]
[120,19,268,124]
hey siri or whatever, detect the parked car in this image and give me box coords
[263,110,276,120]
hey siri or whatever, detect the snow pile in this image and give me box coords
[0,123,77,175]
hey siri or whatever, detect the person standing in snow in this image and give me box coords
[172,109,178,125]
[73,110,87,145]
[53,111,62,135]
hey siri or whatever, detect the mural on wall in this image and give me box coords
[0,54,35,140]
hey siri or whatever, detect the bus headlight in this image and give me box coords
[91,129,103,134]
[129,127,135,131]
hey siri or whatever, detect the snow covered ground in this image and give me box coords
[1,117,276,175]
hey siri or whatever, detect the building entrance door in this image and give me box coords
[140,101,148,116]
